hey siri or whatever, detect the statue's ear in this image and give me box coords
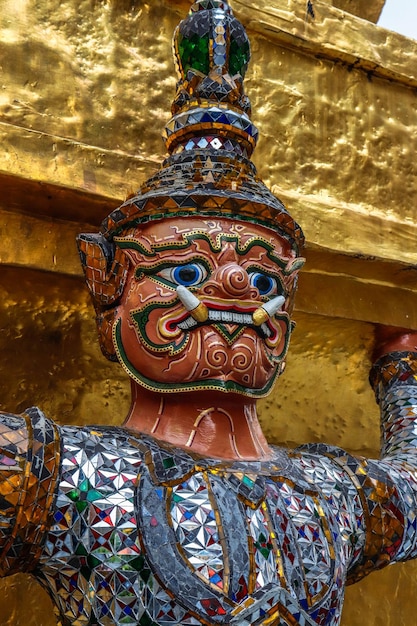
[76,233,129,307]
[76,233,130,362]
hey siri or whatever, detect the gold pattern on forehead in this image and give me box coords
[115,230,296,271]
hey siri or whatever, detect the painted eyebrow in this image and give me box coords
[114,231,298,273]
[134,255,212,276]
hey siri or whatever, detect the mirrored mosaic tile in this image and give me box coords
[170,474,225,589]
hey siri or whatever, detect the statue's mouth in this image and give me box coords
[159,299,282,345]
[177,306,274,339]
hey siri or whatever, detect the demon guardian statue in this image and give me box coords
[0,3,416,626]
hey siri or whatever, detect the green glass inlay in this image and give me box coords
[139,566,152,584]
[242,475,254,487]
[259,547,270,559]
[75,543,88,556]
[87,489,102,502]
[80,565,91,581]
[68,489,79,502]
[162,457,176,469]
[139,612,158,626]
[76,501,88,513]
[178,33,210,75]
[255,534,273,560]
[229,38,250,77]
[87,554,101,569]
[129,555,145,572]
[110,532,122,551]
[120,618,138,625]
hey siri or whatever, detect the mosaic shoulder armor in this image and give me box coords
[0,407,60,576]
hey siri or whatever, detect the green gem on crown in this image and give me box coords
[178,32,210,75]
[229,37,250,77]
[174,0,251,80]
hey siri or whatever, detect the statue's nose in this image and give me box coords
[200,263,257,299]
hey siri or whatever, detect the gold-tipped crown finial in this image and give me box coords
[165,0,256,158]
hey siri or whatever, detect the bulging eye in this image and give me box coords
[248,271,279,296]
[157,263,208,287]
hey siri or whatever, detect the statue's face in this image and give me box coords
[112,217,301,396]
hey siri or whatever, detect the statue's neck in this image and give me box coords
[123,381,272,461]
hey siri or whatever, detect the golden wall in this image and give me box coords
[0,0,416,623]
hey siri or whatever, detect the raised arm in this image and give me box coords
[366,329,417,566]
[290,329,417,584]
[0,407,60,576]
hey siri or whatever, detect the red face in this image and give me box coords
[112,217,302,397]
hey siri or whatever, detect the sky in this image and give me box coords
[377,0,417,41]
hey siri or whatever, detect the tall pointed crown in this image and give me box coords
[100,0,304,252]
[78,0,305,360]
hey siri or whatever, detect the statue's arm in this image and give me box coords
[0,407,60,577]
[323,341,417,584]
[293,331,417,584]
[334,344,417,584]
[363,339,417,572]
[336,338,417,583]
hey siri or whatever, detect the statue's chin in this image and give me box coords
[113,318,284,397]
[120,358,280,398]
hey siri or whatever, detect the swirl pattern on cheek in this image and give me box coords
[206,345,229,370]
[231,344,253,372]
